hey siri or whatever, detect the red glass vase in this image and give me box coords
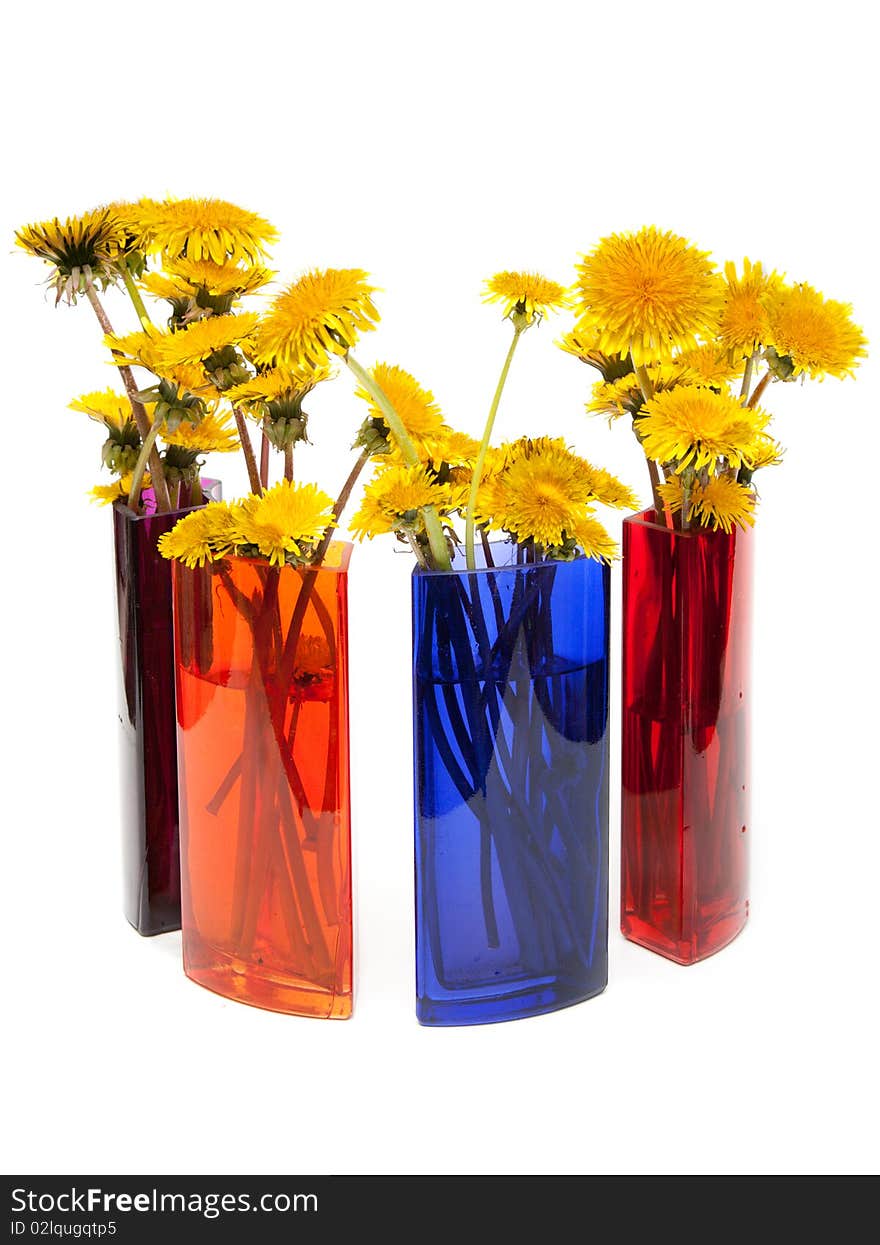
[113,480,220,936]
[620,508,753,964]
[173,546,353,1018]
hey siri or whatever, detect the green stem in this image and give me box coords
[284,446,293,481]
[189,475,203,507]
[465,325,524,570]
[344,352,451,570]
[126,419,163,510]
[739,353,754,402]
[121,267,153,330]
[85,284,171,513]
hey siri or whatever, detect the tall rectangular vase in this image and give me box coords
[173,546,353,1019]
[621,509,753,964]
[113,480,220,936]
[413,547,610,1025]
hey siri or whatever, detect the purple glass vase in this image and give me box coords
[113,480,221,935]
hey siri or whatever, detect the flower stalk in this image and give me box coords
[84,285,172,513]
[465,324,524,569]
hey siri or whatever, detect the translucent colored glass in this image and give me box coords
[413,547,610,1025]
[621,509,753,964]
[173,547,353,1019]
[113,480,221,936]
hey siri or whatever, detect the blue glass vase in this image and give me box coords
[412,545,610,1025]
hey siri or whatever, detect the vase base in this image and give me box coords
[417,975,607,1027]
[125,902,182,938]
[621,905,748,965]
[184,943,352,1019]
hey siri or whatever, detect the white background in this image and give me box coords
[1,0,878,1177]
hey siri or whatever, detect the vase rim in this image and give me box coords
[113,477,221,524]
[413,543,595,579]
[624,507,752,542]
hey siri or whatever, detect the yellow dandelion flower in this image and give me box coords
[719,258,781,357]
[70,389,137,432]
[690,475,757,534]
[150,312,260,369]
[574,225,724,364]
[253,268,380,370]
[638,387,769,473]
[165,257,274,298]
[104,327,213,394]
[140,271,191,302]
[350,465,450,540]
[137,198,278,265]
[161,410,239,454]
[675,343,743,389]
[491,449,590,547]
[568,515,619,563]
[157,501,240,567]
[354,363,445,444]
[231,480,335,566]
[656,476,684,518]
[226,364,334,406]
[746,433,784,470]
[588,375,645,420]
[417,427,481,467]
[764,282,867,379]
[556,326,631,379]
[579,463,641,511]
[16,208,124,303]
[90,472,151,506]
[483,271,570,324]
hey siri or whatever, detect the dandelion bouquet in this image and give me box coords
[562,225,866,532]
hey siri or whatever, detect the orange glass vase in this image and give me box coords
[173,546,353,1019]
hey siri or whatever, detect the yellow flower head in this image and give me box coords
[579,463,641,510]
[483,271,570,325]
[137,198,278,265]
[691,475,757,534]
[638,386,769,474]
[764,282,867,379]
[657,473,758,533]
[719,258,781,357]
[355,363,446,445]
[568,515,619,563]
[674,344,743,389]
[556,326,632,380]
[161,410,239,454]
[232,480,336,566]
[90,472,151,506]
[574,225,724,364]
[350,464,450,540]
[416,427,481,467]
[747,433,784,471]
[104,327,207,393]
[253,268,380,370]
[488,442,591,547]
[150,312,261,369]
[69,389,137,432]
[165,257,274,298]
[157,501,240,567]
[16,208,124,303]
[226,364,334,408]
